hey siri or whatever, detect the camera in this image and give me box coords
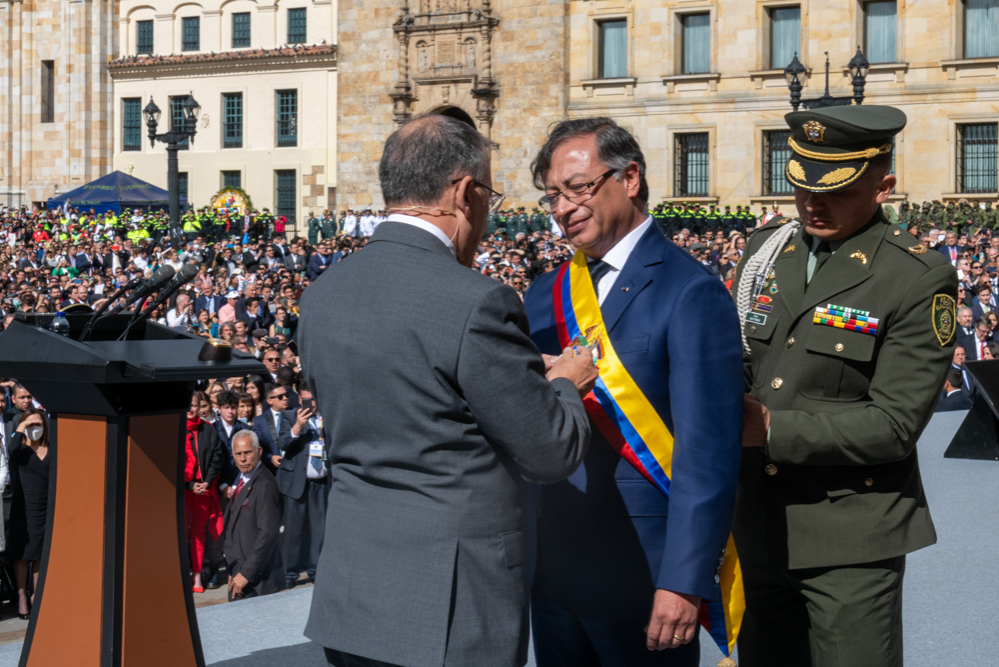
[301,397,315,412]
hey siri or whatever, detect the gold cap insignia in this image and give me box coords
[849,251,868,264]
[788,160,806,181]
[803,120,826,143]
[819,167,858,186]
[908,245,927,255]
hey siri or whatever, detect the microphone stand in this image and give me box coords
[79,277,141,342]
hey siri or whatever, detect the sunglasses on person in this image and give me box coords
[269,392,288,400]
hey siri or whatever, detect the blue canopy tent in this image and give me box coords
[45,170,188,215]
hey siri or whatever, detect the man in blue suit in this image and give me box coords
[307,243,336,282]
[523,118,743,666]
[252,383,295,471]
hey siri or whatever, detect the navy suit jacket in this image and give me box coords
[252,410,295,463]
[215,419,252,485]
[523,222,743,619]
[276,413,329,500]
[970,296,997,323]
[196,294,226,315]
[307,253,332,281]
[937,244,959,263]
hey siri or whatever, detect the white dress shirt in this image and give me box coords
[588,215,654,305]
[388,213,457,258]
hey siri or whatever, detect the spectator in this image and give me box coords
[261,348,282,383]
[222,430,285,600]
[269,307,292,340]
[963,317,994,361]
[252,384,293,470]
[184,393,225,594]
[957,307,975,338]
[244,376,266,418]
[194,308,216,337]
[971,283,997,321]
[218,290,239,324]
[237,392,255,423]
[214,390,251,489]
[936,370,973,412]
[166,292,195,330]
[9,408,49,619]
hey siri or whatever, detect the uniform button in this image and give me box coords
[751,325,758,334]
[786,336,795,347]
[835,343,844,352]
[771,377,783,390]
[865,477,874,487]
[765,464,778,476]
[893,229,901,236]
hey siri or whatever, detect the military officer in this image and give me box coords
[733,104,957,667]
[307,213,321,245]
[529,206,548,234]
[321,210,337,240]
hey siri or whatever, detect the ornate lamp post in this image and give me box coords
[785,48,869,111]
[784,53,806,112]
[143,94,200,238]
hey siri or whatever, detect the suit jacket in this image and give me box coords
[276,412,328,500]
[252,410,295,461]
[71,253,92,273]
[284,254,308,274]
[222,464,285,596]
[970,295,997,323]
[241,251,260,273]
[101,251,130,273]
[935,390,973,412]
[186,421,226,489]
[307,253,332,281]
[195,294,225,315]
[298,221,590,667]
[524,222,743,619]
[732,209,956,569]
[215,419,252,486]
[937,244,960,263]
[960,332,992,361]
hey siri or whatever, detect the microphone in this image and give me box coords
[79,272,161,342]
[118,264,200,340]
[106,265,176,316]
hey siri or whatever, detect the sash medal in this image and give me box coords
[553,253,745,661]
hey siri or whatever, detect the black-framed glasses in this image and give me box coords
[539,169,617,214]
[451,178,505,212]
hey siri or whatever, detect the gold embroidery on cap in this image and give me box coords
[788,160,806,181]
[803,120,826,143]
[818,167,858,186]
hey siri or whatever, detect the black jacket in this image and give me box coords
[186,421,226,489]
[276,411,329,500]
[222,464,285,597]
[936,390,973,412]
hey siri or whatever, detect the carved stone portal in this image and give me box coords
[392,1,499,139]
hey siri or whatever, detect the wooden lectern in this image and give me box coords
[0,313,265,667]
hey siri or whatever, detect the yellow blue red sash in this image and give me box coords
[552,252,744,659]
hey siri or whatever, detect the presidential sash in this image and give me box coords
[552,252,744,660]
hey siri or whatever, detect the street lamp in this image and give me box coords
[785,49,869,111]
[143,94,200,239]
[848,46,870,105]
[783,53,806,112]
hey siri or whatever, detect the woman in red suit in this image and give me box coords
[184,393,226,593]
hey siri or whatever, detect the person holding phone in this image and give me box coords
[275,383,327,587]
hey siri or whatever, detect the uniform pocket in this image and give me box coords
[800,325,877,402]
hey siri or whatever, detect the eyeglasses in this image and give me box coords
[450,178,505,212]
[270,392,288,400]
[539,169,617,214]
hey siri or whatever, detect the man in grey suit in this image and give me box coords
[299,114,597,667]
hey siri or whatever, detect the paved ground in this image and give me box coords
[0,410,994,666]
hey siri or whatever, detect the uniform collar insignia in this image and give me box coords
[849,251,868,264]
[908,245,927,255]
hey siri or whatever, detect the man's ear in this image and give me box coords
[453,176,474,219]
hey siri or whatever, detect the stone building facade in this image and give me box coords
[339,0,999,215]
[109,0,337,235]
[0,0,117,208]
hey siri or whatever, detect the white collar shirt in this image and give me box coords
[587,215,654,306]
[387,213,457,258]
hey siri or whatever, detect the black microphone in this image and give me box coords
[79,273,156,342]
[118,264,200,340]
[106,265,176,316]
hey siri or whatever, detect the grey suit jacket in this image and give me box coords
[299,222,590,667]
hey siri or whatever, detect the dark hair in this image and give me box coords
[379,114,491,207]
[946,369,963,389]
[19,407,48,444]
[265,383,283,398]
[245,375,267,407]
[217,390,239,409]
[531,117,649,209]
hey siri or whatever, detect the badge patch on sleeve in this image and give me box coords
[932,294,957,346]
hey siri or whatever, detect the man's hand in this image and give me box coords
[270,455,283,468]
[193,481,208,495]
[229,572,250,598]
[547,346,599,397]
[541,354,559,374]
[645,589,701,651]
[226,486,235,499]
[293,405,315,433]
[743,394,770,448]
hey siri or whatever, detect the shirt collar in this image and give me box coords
[241,460,262,484]
[589,215,654,271]
[387,213,457,258]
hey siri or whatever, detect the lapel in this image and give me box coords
[266,411,279,445]
[598,223,663,335]
[773,226,809,316]
[230,474,254,526]
[795,212,886,319]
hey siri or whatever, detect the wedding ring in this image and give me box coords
[673,634,684,641]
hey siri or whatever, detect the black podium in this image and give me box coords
[945,359,999,461]
[0,313,264,667]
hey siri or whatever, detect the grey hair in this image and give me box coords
[379,114,491,207]
[531,117,649,209]
[232,429,261,451]
[958,307,973,315]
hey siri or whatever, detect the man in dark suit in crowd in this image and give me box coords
[251,384,294,470]
[299,114,596,667]
[961,317,993,361]
[970,283,998,322]
[241,243,261,274]
[101,246,131,275]
[284,246,309,275]
[307,244,334,282]
[276,383,327,587]
[936,370,974,412]
[957,306,975,339]
[223,430,285,601]
[195,283,226,317]
[215,390,252,488]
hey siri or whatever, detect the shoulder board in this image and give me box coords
[881,224,951,268]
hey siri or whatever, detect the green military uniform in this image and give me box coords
[732,105,957,667]
[529,207,548,234]
[322,213,337,241]
[982,201,997,231]
[307,215,321,245]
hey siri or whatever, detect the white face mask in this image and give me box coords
[25,425,44,442]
